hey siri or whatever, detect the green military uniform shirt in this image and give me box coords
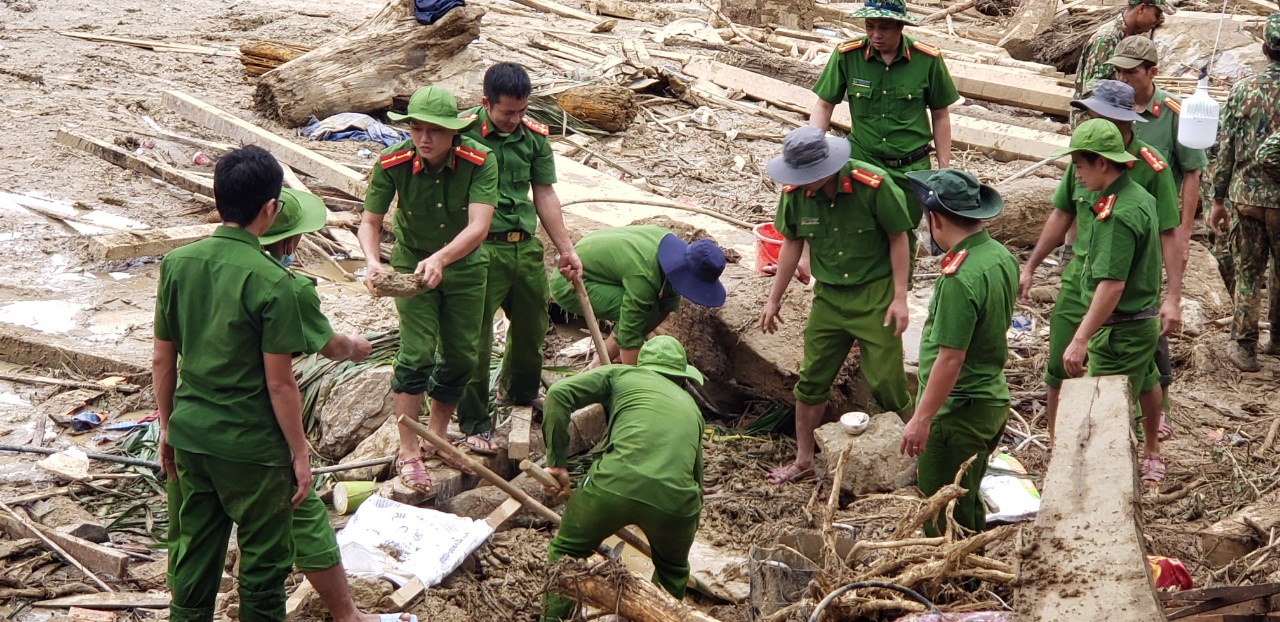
[773,160,915,286]
[460,107,557,235]
[287,270,334,355]
[1083,175,1163,315]
[364,137,500,254]
[1133,87,1209,186]
[543,365,704,516]
[1054,137,1179,257]
[812,35,960,160]
[154,226,309,467]
[563,225,682,350]
[917,231,1018,406]
[1072,15,1130,125]
[1214,62,1280,208]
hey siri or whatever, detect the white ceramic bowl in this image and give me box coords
[840,411,870,435]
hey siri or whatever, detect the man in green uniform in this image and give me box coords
[1108,37,1208,438]
[456,63,582,454]
[255,191,416,622]
[899,169,1016,536]
[809,0,959,244]
[760,126,915,484]
[548,225,726,367]
[357,85,498,493]
[1070,0,1172,127]
[538,336,705,621]
[1055,119,1167,482]
[1019,81,1183,448]
[154,146,311,622]
[1211,14,1280,372]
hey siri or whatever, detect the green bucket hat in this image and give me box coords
[260,189,327,246]
[850,0,918,23]
[386,86,475,131]
[1267,12,1280,49]
[636,336,704,385]
[1049,118,1138,165]
[905,169,1004,220]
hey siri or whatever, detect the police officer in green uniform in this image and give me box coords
[538,336,705,622]
[1020,81,1182,452]
[253,191,416,622]
[357,85,498,494]
[760,126,915,485]
[456,63,582,454]
[155,146,312,622]
[899,169,1016,537]
[1055,119,1168,483]
[1070,0,1172,127]
[548,225,727,367]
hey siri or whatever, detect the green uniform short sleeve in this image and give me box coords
[774,194,799,240]
[1176,141,1208,174]
[928,276,979,350]
[812,50,848,105]
[364,161,395,215]
[292,273,335,355]
[872,179,915,235]
[542,367,617,468]
[1144,148,1181,232]
[259,278,308,355]
[1052,170,1074,214]
[531,137,557,186]
[154,262,173,342]
[1088,216,1138,283]
[926,57,960,110]
[468,156,500,207]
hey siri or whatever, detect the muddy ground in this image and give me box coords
[1,0,1279,620]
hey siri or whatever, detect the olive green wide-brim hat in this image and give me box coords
[260,189,327,246]
[637,335,705,385]
[849,0,919,24]
[905,169,1004,220]
[1049,118,1138,165]
[386,85,475,131]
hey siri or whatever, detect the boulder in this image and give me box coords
[336,415,400,481]
[316,366,395,461]
[814,414,916,495]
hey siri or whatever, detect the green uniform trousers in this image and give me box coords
[549,272,622,323]
[166,451,295,622]
[1044,258,1088,389]
[916,399,1008,537]
[1231,204,1280,346]
[541,484,700,622]
[795,277,911,412]
[292,489,341,572]
[458,238,549,435]
[390,244,488,402]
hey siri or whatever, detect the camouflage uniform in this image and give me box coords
[1213,26,1280,350]
[1071,0,1173,127]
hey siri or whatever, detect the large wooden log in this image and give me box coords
[550,559,724,622]
[987,177,1059,248]
[253,1,484,126]
[1199,487,1280,569]
[239,40,313,77]
[553,84,639,133]
[1014,376,1167,622]
[998,0,1059,61]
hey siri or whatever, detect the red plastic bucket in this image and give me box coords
[753,222,784,274]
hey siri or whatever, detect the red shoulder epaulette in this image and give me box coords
[912,40,942,57]
[1093,194,1115,221]
[940,249,968,275]
[851,168,882,188]
[837,39,866,54]
[454,145,488,166]
[458,113,478,121]
[1164,97,1181,115]
[1140,147,1166,172]
[380,149,414,170]
[782,184,799,193]
[522,117,550,136]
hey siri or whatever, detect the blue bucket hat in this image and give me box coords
[657,234,727,308]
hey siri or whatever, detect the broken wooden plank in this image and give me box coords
[508,406,534,461]
[505,0,602,23]
[0,503,126,584]
[56,130,214,198]
[326,227,364,261]
[387,578,426,610]
[68,607,115,622]
[0,370,139,394]
[58,31,238,57]
[162,90,368,199]
[284,578,313,621]
[1014,376,1165,622]
[88,224,217,260]
[34,592,168,610]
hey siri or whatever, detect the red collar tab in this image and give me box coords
[1093,194,1116,221]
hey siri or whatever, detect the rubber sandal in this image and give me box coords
[1157,413,1174,441]
[463,432,499,456]
[766,463,816,485]
[378,614,417,622]
[396,457,432,494]
[1141,454,1166,485]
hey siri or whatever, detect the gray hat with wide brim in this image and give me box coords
[1071,79,1148,124]
[766,126,852,186]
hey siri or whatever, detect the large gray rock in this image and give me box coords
[814,414,916,495]
[316,366,395,461]
[336,415,400,481]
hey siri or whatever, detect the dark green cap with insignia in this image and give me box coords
[849,0,919,23]
[905,168,1004,220]
[387,86,476,131]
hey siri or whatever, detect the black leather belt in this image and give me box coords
[1103,307,1158,325]
[882,146,932,169]
[486,231,530,243]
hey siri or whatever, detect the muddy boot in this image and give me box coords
[1230,343,1261,372]
[1263,340,1280,356]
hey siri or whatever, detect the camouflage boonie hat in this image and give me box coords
[1267,12,1280,49]
[850,0,919,24]
[1129,0,1176,15]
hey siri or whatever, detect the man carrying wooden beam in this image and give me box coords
[1069,0,1172,127]
[456,62,582,454]
[537,335,705,622]
[807,0,959,275]
[357,86,498,494]
[1020,81,1183,479]
[760,126,914,484]
[1210,14,1280,373]
[899,169,1016,537]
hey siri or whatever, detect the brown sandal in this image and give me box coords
[396,457,432,494]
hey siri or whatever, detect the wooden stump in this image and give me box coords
[550,559,724,622]
[253,2,484,126]
[553,84,638,133]
[240,41,314,77]
[997,0,1058,61]
[1014,376,1167,622]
